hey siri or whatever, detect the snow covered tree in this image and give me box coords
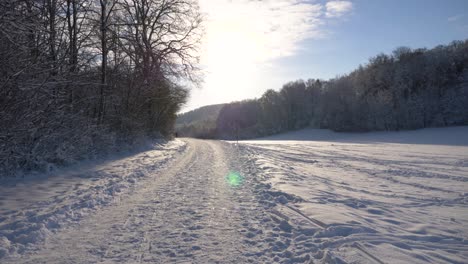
[0,0,202,176]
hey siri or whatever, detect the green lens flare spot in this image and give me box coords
[225,171,244,187]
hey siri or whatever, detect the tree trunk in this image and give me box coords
[99,0,107,123]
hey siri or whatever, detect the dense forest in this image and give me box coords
[0,0,202,175]
[178,40,468,139]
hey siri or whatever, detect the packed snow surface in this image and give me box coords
[1,126,467,263]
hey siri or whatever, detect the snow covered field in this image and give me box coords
[1,127,467,263]
[239,126,468,263]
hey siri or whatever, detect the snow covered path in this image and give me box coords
[3,139,321,263]
[11,140,238,263]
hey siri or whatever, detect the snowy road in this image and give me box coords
[3,139,321,263]
[16,139,249,263]
[3,140,248,263]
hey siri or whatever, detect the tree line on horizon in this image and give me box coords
[175,104,225,138]
[178,40,468,139]
[0,0,202,175]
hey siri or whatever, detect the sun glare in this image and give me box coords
[204,30,261,71]
[195,17,266,107]
[184,0,333,111]
[200,7,270,94]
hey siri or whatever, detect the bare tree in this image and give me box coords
[1,0,202,175]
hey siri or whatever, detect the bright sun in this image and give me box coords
[201,16,269,81]
[203,21,270,68]
[185,0,324,112]
[194,0,277,107]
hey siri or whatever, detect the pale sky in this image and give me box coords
[182,0,468,112]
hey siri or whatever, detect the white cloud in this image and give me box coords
[325,1,353,18]
[184,0,353,112]
[448,14,464,22]
[198,0,354,65]
[199,0,325,63]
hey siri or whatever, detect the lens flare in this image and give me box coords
[225,171,244,187]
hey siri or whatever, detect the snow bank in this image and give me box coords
[0,139,186,260]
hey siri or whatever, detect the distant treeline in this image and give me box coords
[176,104,225,138]
[179,40,468,139]
[0,0,201,174]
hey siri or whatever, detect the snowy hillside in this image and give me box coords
[239,126,468,263]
